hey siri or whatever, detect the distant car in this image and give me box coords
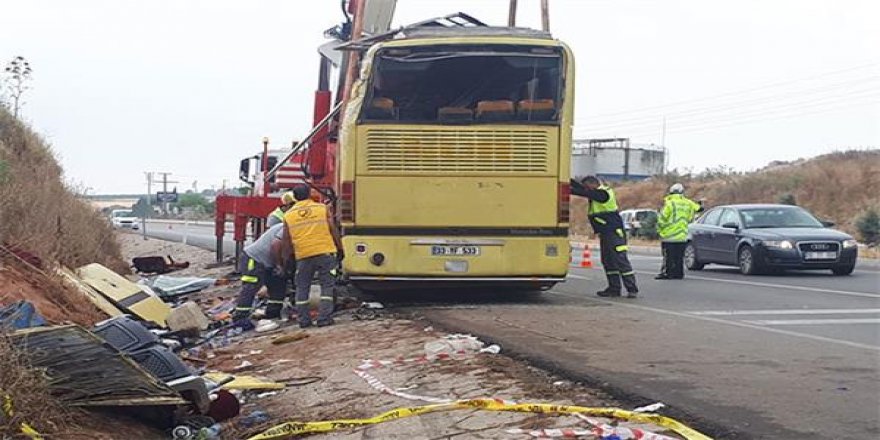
[620,209,658,237]
[110,209,140,230]
[685,204,858,275]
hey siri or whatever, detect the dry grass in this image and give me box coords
[0,334,71,438]
[0,107,126,272]
[570,150,880,238]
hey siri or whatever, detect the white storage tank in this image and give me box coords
[571,138,665,181]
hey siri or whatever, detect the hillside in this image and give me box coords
[0,107,125,324]
[571,150,880,237]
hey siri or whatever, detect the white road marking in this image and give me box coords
[745,318,880,326]
[692,309,880,316]
[566,272,880,299]
[546,289,880,351]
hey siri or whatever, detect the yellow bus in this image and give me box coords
[338,26,574,290]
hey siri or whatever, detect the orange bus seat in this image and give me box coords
[438,107,474,122]
[476,100,514,122]
[517,99,555,121]
[365,97,396,119]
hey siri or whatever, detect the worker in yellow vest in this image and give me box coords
[656,183,703,280]
[570,175,639,298]
[267,191,296,227]
[281,185,343,328]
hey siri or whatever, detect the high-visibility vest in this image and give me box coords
[284,199,337,259]
[271,208,285,221]
[588,185,619,216]
[657,194,701,242]
[267,207,285,227]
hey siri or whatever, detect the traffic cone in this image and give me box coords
[580,247,592,268]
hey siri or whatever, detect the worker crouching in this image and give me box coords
[232,223,288,321]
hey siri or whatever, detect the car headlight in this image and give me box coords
[842,239,858,249]
[763,240,794,249]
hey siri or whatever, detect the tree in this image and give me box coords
[856,208,880,246]
[2,56,33,117]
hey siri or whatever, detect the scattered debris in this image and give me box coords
[203,373,285,391]
[270,332,309,345]
[0,301,46,330]
[144,275,215,297]
[77,263,171,327]
[132,255,190,275]
[166,301,211,332]
[255,319,279,333]
[634,402,667,413]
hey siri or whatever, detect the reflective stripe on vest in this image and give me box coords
[658,194,699,242]
[272,208,285,221]
[284,199,337,260]
[588,185,619,216]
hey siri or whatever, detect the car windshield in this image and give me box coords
[113,211,134,218]
[739,207,823,229]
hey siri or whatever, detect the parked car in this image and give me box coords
[110,209,140,230]
[620,209,658,237]
[685,204,858,275]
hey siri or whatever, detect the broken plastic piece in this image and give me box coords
[203,373,285,391]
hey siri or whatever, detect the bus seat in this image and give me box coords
[365,97,396,119]
[476,100,515,122]
[438,106,474,122]
[516,99,555,121]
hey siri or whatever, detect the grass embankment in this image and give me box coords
[1,107,127,437]
[571,150,880,239]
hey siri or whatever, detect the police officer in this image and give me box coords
[656,183,703,280]
[571,176,639,298]
[267,191,296,227]
[281,185,344,328]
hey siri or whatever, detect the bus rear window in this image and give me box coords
[362,45,563,124]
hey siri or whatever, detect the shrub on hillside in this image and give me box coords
[778,193,797,205]
[856,208,880,246]
[0,107,126,271]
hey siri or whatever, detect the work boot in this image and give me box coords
[596,288,621,297]
[654,274,670,280]
[316,318,335,327]
[231,311,251,322]
[626,290,639,298]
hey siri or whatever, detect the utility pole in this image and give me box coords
[540,0,550,32]
[142,172,152,240]
[508,0,518,27]
[660,116,668,174]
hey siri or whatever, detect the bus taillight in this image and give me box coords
[340,181,355,222]
[558,182,570,223]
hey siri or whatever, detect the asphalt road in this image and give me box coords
[403,254,880,439]
[138,223,880,438]
[137,220,238,257]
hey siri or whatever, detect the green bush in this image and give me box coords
[636,214,660,240]
[778,193,797,205]
[856,208,880,246]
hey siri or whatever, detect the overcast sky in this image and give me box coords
[1,0,878,194]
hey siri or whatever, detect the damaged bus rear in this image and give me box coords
[338,27,574,290]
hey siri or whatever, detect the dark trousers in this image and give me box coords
[234,254,287,318]
[599,229,638,293]
[294,254,336,325]
[660,242,686,279]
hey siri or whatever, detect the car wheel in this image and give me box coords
[831,264,855,276]
[738,245,761,275]
[684,243,704,270]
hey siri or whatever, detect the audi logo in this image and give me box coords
[811,244,830,250]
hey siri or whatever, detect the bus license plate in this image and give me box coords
[804,251,836,260]
[431,245,480,256]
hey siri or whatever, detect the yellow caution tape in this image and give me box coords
[2,393,44,440]
[247,398,712,440]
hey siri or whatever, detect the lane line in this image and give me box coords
[692,308,880,316]
[567,272,880,299]
[546,290,880,351]
[745,318,880,326]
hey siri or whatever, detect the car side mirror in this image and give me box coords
[721,222,739,229]
[821,220,835,227]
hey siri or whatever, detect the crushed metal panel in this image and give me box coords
[77,263,171,327]
[10,325,186,407]
[56,267,125,318]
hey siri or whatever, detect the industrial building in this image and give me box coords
[571,138,666,181]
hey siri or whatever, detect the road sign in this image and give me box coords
[156,191,178,203]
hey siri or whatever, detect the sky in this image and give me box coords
[1,0,878,194]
